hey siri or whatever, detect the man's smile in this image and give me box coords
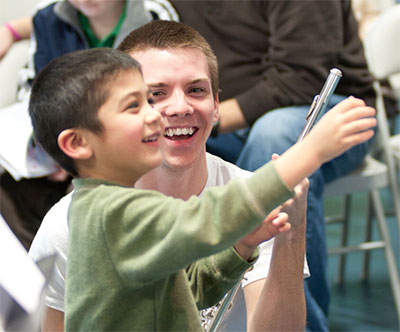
[164,126,198,140]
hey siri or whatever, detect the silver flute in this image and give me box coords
[205,68,342,332]
[298,68,343,142]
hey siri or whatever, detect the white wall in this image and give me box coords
[0,0,44,25]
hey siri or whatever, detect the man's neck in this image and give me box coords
[135,155,209,200]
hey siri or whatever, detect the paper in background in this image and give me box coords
[0,99,58,181]
[0,215,55,331]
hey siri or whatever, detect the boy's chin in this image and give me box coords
[147,155,163,171]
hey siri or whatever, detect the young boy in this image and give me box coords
[29,47,376,331]
[0,0,152,251]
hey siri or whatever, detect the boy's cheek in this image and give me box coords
[154,104,168,119]
[159,117,166,131]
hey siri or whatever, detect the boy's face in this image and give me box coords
[84,70,163,185]
[130,48,219,171]
[68,0,124,19]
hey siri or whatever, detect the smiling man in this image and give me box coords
[124,28,309,331]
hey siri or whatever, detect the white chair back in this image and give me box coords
[363,4,400,80]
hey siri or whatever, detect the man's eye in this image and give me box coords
[189,87,205,94]
[151,91,164,98]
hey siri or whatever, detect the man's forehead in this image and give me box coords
[129,47,207,65]
[146,78,211,88]
[129,48,211,85]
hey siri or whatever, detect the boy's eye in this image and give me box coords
[148,97,155,106]
[128,102,138,109]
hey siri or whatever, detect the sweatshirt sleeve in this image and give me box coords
[71,161,292,288]
[187,247,259,309]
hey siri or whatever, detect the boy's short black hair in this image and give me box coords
[29,48,142,177]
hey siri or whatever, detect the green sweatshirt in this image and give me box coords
[65,161,292,331]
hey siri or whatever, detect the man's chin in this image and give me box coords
[161,152,202,171]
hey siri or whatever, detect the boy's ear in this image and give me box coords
[58,129,93,160]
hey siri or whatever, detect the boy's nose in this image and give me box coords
[144,104,162,126]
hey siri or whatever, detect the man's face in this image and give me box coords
[130,48,219,170]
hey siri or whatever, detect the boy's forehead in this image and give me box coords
[103,69,148,101]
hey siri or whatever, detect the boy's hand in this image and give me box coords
[307,96,376,164]
[274,97,376,190]
[233,208,290,261]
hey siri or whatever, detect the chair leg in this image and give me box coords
[383,137,400,231]
[388,168,400,231]
[370,189,400,325]
[337,194,351,284]
[362,192,374,281]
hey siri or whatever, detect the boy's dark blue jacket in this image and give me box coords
[33,2,88,75]
[24,0,153,90]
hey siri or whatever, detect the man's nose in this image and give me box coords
[161,91,194,117]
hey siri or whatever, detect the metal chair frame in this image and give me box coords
[325,5,400,323]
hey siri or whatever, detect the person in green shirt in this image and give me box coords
[28,43,375,330]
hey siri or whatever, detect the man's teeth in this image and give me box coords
[164,127,195,137]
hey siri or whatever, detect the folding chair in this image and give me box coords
[363,3,400,208]
[324,5,400,322]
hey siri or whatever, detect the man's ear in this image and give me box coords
[213,93,220,123]
[58,129,93,160]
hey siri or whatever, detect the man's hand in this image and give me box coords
[274,152,308,232]
[280,178,309,230]
[245,154,309,332]
[234,152,309,261]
